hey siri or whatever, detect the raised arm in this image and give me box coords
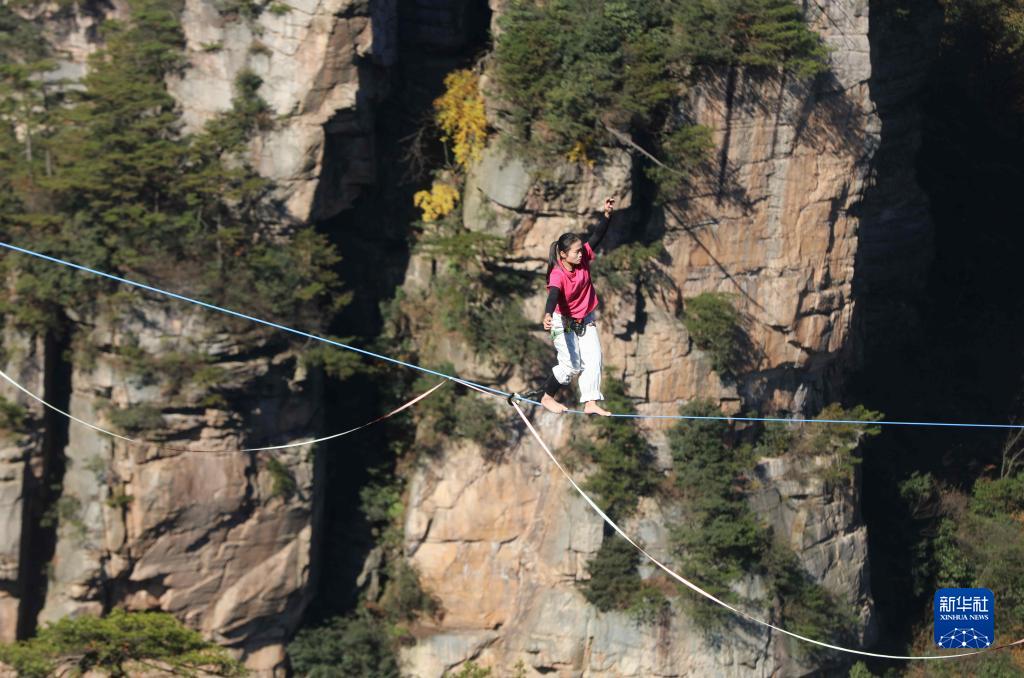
[586,197,616,248]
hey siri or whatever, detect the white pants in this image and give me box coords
[550,311,604,403]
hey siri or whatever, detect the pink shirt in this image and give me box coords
[547,242,599,320]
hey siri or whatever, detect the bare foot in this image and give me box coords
[583,401,612,417]
[541,393,568,414]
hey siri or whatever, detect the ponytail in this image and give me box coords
[547,232,582,276]
[547,241,560,276]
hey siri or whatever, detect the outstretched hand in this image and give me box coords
[603,196,615,218]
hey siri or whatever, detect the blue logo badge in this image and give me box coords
[934,588,994,648]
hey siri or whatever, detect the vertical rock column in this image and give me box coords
[36,305,323,672]
[0,329,67,643]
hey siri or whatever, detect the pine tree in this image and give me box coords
[0,0,344,333]
[0,609,245,677]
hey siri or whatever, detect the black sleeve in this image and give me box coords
[544,286,561,315]
[587,214,611,248]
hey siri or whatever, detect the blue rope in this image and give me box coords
[2,240,1021,430]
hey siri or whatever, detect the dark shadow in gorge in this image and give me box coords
[301,0,492,624]
[16,329,71,639]
[849,0,1024,669]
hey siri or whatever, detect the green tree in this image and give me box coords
[288,610,400,678]
[682,292,746,379]
[669,399,767,620]
[494,0,710,199]
[0,609,245,677]
[582,535,644,612]
[764,542,855,661]
[493,0,826,199]
[673,0,830,77]
[0,0,344,335]
[581,534,669,623]
[794,403,882,484]
[574,375,658,520]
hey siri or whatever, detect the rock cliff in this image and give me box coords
[0,0,393,673]
[0,0,933,675]
[396,0,885,674]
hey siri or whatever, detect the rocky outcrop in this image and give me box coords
[398,0,881,675]
[0,0,396,672]
[0,330,49,644]
[36,304,322,672]
[168,0,395,222]
[400,422,875,676]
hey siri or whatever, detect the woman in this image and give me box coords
[539,197,615,416]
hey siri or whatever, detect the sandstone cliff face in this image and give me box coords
[168,0,396,222]
[44,307,321,671]
[397,0,881,675]
[1,307,324,674]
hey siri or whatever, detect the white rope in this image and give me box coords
[0,366,446,454]
[508,399,1024,662]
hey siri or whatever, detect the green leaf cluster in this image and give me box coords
[106,403,165,433]
[410,367,502,451]
[674,0,831,78]
[0,395,28,431]
[590,240,673,294]
[0,608,245,677]
[300,336,362,381]
[378,559,440,622]
[669,400,861,642]
[763,542,856,661]
[901,472,1024,676]
[940,0,1024,56]
[430,256,548,376]
[112,337,230,396]
[289,549,437,676]
[265,456,297,499]
[793,403,882,484]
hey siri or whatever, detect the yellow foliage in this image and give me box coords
[433,69,487,168]
[413,181,460,222]
[567,140,595,167]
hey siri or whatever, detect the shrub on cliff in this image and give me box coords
[669,400,864,644]
[573,374,659,521]
[763,542,856,661]
[674,0,830,77]
[792,403,882,484]
[669,399,767,623]
[0,396,27,431]
[288,610,400,678]
[494,0,708,199]
[898,472,1024,677]
[0,609,245,677]
[581,534,669,624]
[682,292,747,379]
